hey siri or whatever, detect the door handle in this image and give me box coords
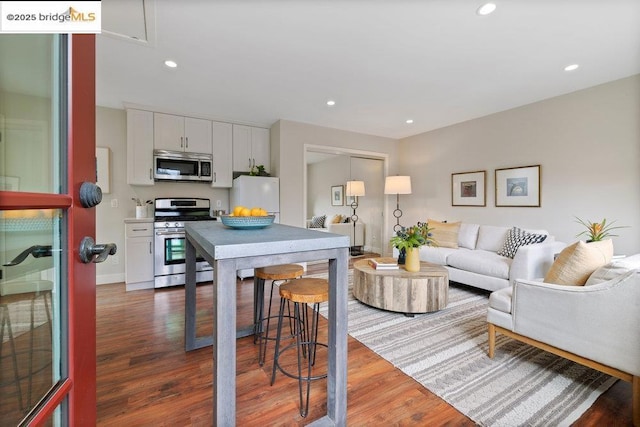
[3,245,53,266]
[79,181,102,208]
[79,236,117,264]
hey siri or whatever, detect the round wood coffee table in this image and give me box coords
[352,259,449,315]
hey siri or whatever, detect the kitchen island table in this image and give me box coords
[184,221,349,426]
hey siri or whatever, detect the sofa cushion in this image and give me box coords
[476,225,510,252]
[543,240,613,285]
[419,246,459,265]
[489,286,513,313]
[585,254,640,285]
[428,219,460,249]
[309,215,326,228]
[447,249,511,280]
[497,226,547,259]
[458,223,480,249]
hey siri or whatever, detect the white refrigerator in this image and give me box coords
[229,175,280,278]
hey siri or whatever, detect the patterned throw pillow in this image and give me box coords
[309,215,326,228]
[497,226,547,259]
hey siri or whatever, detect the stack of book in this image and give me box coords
[367,257,399,270]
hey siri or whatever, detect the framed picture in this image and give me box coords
[451,170,486,206]
[495,165,541,207]
[331,185,344,206]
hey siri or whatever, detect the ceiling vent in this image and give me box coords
[101,0,155,45]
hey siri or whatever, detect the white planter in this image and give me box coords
[135,205,147,219]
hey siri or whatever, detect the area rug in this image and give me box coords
[314,271,616,427]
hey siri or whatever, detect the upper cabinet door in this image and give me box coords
[184,117,212,154]
[153,113,212,154]
[251,127,270,172]
[212,121,233,188]
[232,124,252,172]
[127,109,155,185]
[153,113,185,151]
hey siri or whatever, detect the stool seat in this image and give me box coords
[279,278,329,304]
[255,264,304,281]
[254,264,305,367]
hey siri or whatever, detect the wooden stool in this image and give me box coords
[270,278,328,418]
[254,264,304,366]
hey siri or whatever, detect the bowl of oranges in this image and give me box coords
[220,206,275,229]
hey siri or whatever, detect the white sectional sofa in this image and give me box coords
[401,222,566,292]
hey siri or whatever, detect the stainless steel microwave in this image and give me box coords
[153,149,213,182]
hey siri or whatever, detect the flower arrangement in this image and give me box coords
[574,216,628,242]
[389,221,437,252]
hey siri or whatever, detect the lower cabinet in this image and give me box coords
[125,220,154,291]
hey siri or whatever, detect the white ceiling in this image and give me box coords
[97,0,640,139]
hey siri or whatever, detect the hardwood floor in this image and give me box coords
[96,256,633,426]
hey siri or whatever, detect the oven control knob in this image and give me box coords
[165,222,170,227]
[174,222,180,228]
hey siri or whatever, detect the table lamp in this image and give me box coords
[345,180,365,256]
[384,175,412,232]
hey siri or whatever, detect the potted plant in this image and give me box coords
[574,216,629,242]
[390,222,437,272]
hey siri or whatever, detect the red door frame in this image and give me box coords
[0,34,96,425]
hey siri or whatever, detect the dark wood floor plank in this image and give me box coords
[95,256,632,426]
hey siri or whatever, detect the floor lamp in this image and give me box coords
[345,180,365,256]
[384,175,412,233]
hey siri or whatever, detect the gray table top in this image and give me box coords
[185,221,350,260]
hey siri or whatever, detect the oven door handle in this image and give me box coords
[155,231,185,236]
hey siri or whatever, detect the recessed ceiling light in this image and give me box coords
[406,119,414,124]
[564,64,579,71]
[326,100,336,106]
[476,3,497,16]
[164,60,178,68]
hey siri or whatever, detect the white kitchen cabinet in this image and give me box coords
[126,109,154,186]
[232,124,270,173]
[154,113,212,154]
[125,221,154,291]
[211,121,233,188]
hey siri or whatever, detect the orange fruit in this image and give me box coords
[250,207,262,216]
[233,206,244,216]
[240,208,251,217]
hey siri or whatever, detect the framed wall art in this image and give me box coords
[331,185,344,206]
[495,165,541,207]
[451,170,486,206]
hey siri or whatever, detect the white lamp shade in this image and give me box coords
[345,180,366,197]
[384,176,412,195]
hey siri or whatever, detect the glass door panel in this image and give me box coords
[0,33,73,424]
[0,209,62,425]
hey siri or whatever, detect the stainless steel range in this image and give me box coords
[153,197,214,288]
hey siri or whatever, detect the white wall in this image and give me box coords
[399,75,640,255]
[272,119,400,252]
[95,107,231,284]
[307,155,385,253]
[307,155,351,219]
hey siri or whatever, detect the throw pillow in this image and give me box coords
[309,215,326,228]
[543,239,614,285]
[330,214,343,224]
[497,226,547,259]
[427,219,461,249]
[585,254,640,285]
